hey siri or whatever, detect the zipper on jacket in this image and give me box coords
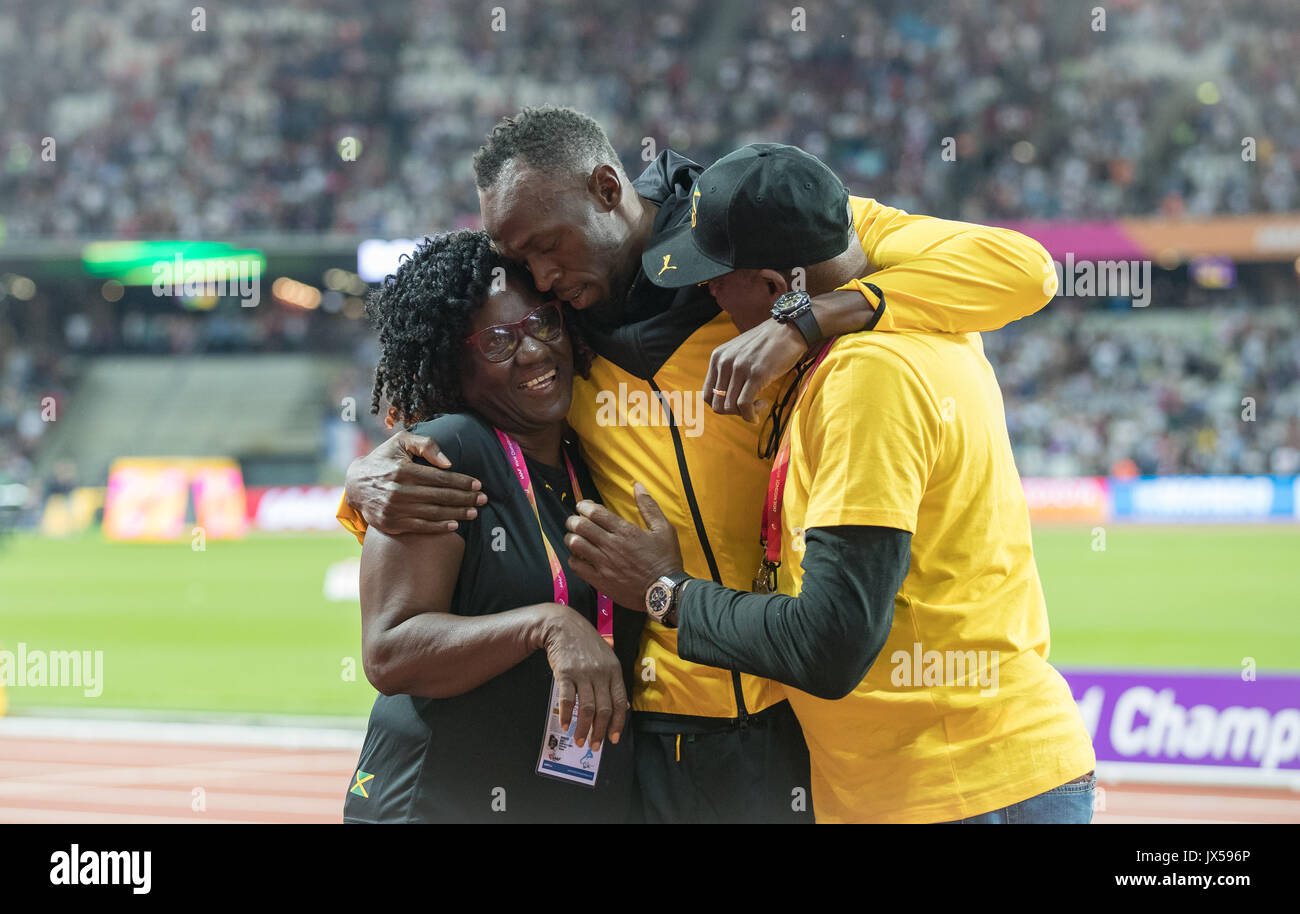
[649,380,751,726]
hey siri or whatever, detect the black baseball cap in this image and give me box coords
[642,143,852,288]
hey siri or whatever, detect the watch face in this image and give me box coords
[647,583,672,616]
[774,291,810,317]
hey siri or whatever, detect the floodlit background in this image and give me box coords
[0,0,1298,822]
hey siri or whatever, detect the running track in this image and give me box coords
[1,717,1297,824]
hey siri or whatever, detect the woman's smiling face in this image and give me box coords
[460,277,575,436]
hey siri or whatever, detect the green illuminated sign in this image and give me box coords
[81,241,266,287]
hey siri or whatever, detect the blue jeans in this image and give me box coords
[938,772,1096,823]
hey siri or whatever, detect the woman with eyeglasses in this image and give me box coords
[343,230,643,823]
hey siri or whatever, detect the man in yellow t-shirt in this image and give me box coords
[565,144,1095,823]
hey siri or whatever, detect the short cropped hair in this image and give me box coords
[473,105,624,190]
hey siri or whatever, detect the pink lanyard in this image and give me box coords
[755,338,838,594]
[495,428,614,647]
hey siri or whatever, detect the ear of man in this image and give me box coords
[587,164,624,212]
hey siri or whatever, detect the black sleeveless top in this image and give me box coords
[344,412,643,823]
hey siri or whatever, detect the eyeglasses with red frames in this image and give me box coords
[463,301,565,363]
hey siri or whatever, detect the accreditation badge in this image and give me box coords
[536,678,602,788]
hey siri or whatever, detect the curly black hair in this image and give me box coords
[367,229,592,425]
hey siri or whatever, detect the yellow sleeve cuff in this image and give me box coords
[833,278,888,331]
[336,491,368,545]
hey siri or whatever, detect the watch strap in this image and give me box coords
[791,304,824,346]
[662,570,692,589]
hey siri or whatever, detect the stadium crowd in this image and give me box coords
[1,0,1298,499]
[2,0,1297,240]
[986,300,1300,477]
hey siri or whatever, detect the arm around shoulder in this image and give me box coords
[341,416,487,538]
[843,197,1057,334]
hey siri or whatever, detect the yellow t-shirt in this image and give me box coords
[778,331,1094,823]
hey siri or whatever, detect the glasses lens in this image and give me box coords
[477,327,518,362]
[525,303,563,342]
